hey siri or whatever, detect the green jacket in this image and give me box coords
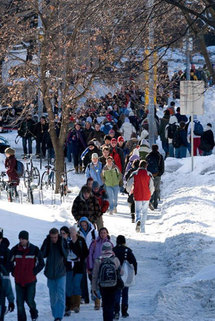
[102,164,122,187]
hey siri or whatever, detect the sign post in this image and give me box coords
[180,81,204,171]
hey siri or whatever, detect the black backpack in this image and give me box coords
[146,154,160,176]
[172,129,181,148]
[167,123,178,139]
[98,256,117,288]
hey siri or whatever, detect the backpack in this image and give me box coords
[98,256,117,288]
[146,154,160,175]
[194,121,203,136]
[172,129,181,148]
[16,160,25,177]
[167,123,177,139]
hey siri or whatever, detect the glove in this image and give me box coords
[8,302,15,312]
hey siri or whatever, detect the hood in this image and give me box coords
[124,117,130,123]
[129,154,139,163]
[169,115,178,124]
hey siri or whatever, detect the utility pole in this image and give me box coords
[37,0,43,119]
[148,0,155,147]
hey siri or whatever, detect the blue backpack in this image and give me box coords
[194,121,203,136]
[16,160,24,177]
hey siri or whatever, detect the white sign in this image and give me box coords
[180,81,204,115]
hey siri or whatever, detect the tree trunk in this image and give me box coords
[54,141,65,193]
[198,34,215,85]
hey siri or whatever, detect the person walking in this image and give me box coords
[64,226,89,315]
[10,230,44,321]
[199,123,214,156]
[113,235,137,319]
[18,114,35,158]
[85,153,103,187]
[34,116,49,158]
[102,156,121,214]
[146,144,164,210]
[0,228,10,272]
[92,242,121,321]
[0,264,15,321]
[41,228,68,321]
[127,160,154,232]
[4,148,19,199]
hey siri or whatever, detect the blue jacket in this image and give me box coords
[85,161,103,186]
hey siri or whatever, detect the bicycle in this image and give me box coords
[59,165,74,203]
[5,181,20,202]
[40,165,56,190]
[0,172,7,197]
[23,155,40,188]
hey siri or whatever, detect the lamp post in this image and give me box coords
[37,0,43,119]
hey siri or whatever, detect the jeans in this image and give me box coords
[22,137,32,155]
[114,287,129,313]
[36,139,46,157]
[47,276,66,319]
[66,143,73,162]
[135,200,149,232]
[100,287,117,321]
[106,186,119,211]
[169,143,174,157]
[150,176,161,209]
[15,282,38,321]
[0,304,6,321]
[175,146,187,158]
[66,271,82,296]
[161,140,169,155]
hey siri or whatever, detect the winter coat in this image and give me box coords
[165,115,178,143]
[0,238,10,271]
[18,119,35,138]
[0,265,14,308]
[5,155,19,185]
[120,118,136,141]
[146,151,164,177]
[176,128,188,147]
[139,140,151,160]
[92,187,109,214]
[83,128,94,143]
[67,128,86,153]
[92,253,120,292]
[113,245,137,275]
[159,116,169,142]
[127,167,154,201]
[78,217,98,248]
[85,161,103,186]
[34,122,49,141]
[66,236,89,274]
[87,236,114,271]
[110,146,125,173]
[125,138,139,155]
[200,129,214,152]
[102,164,122,187]
[72,191,101,224]
[10,243,44,286]
[41,235,68,279]
[124,154,139,177]
[82,146,102,169]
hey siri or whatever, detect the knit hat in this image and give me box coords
[117,136,124,143]
[88,141,95,147]
[91,153,98,159]
[207,123,212,128]
[116,235,126,245]
[109,129,115,135]
[60,226,70,235]
[92,181,100,190]
[111,138,117,144]
[0,227,3,239]
[18,230,29,240]
[102,242,112,252]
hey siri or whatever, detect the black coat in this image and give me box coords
[113,245,137,275]
[200,130,215,151]
[146,151,164,177]
[67,236,89,274]
[18,119,35,138]
[0,238,10,271]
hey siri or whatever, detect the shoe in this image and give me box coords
[114,313,120,319]
[149,202,154,211]
[32,319,38,321]
[122,312,129,318]
[94,298,100,310]
[54,319,62,321]
[109,210,113,215]
[64,310,71,316]
[131,213,135,223]
[136,221,141,232]
[113,207,117,213]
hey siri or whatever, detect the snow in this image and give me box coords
[0,87,215,321]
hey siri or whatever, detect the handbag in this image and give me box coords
[121,249,135,287]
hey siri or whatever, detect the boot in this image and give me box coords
[131,213,135,223]
[64,296,73,316]
[79,165,83,174]
[94,298,100,310]
[73,295,81,313]
[121,305,129,318]
[75,166,79,174]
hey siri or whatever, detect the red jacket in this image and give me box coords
[133,168,154,201]
[10,243,44,286]
[5,155,19,185]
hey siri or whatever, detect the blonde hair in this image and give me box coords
[5,147,15,156]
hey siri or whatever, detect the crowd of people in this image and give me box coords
[0,226,137,321]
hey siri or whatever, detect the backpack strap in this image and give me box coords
[91,229,96,240]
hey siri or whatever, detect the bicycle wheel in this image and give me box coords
[27,187,34,204]
[50,171,56,190]
[41,171,49,189]
[32,167,40,187]
[23,170,30,188]
[7,187,12,202]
